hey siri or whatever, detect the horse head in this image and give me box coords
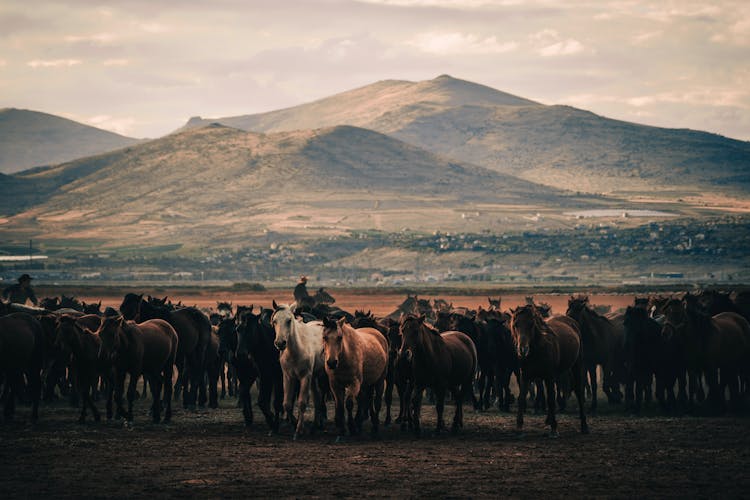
[398,314,429,362]
[97,315,125,361]
[322,316,347,370]
[566,295,590,320]
[270,302,296,352]
[119,293,143,321]
[510,304,546,360]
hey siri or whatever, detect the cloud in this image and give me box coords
[27,59,82,68]
[64,32,117,44]
[711,13,750,46]
[631,31,662,46]
[85,115,137,135]
[409,31,518,54]
[0,59,6,67]
[627,89,748,109]
[538,38,584,56]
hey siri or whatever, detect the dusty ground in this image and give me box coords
[1,395,748,499]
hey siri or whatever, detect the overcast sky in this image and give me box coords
[1,0,748,140]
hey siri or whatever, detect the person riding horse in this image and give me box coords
[2,274,38,306]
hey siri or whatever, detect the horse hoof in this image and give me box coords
[548,431,559,439]
[292,433,299,441]
[335,435,345,444]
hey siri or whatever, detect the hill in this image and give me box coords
[1,124,595,247]
[0,108,141,174]
[182,75,750,196]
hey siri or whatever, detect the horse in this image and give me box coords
[385,295,419,321]
[476,307,518,411]
[271,301,328,440]
[623,306,667,413]
[236,307,283,432]
[95,316,178,423]
[55,314,106,422]
[510,304,588,436]
[566,295,625,413]
[322,317,388,441]
[119,293,210,410]
[398,314,477,437]
[0,311,45,421]
[664,294,750,412]
[435,311,484,410]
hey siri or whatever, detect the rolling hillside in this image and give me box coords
[1,124,595,247]
[182,75,750,195]
[0,108,141,174]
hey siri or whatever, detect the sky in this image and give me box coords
[1,0,748,140]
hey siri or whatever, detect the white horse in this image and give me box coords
[271,301,327,440]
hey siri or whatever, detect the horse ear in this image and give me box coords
[337,317,347,328]
[272,300,279,311]
[250,304,255,313]
[290,302,297,313]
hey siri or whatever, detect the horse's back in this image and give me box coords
[710,312,750,367]
[441,330,478,381]
[547,315,581,371]
[137,319,179,370]
[169,307,210,356]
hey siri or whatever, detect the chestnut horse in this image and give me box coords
[322,317,388,441]
[55,314,106,422]
[398,314,477,437]
[510,304,588,437]
[95,316,178,423]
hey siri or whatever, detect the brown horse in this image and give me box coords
[0,311,45,421]
[510,304,588,436]
[398,314,477,437]
[55,314,105,422]
[566,295,625,412]
[664,294,750,411]
[95,316,178,423]
[322,317,388,441]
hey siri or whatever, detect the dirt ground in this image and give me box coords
[1,395,748,499]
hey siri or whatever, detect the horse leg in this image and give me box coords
[163,365,173,424]
[220,362,227,400]
[294,375,311,440]
[588,366,598,415]
[725,369,741,412]
[434,386,447,434]
[372,379,384,438]
[571,360,589,434]
[516,370,528,434]
[282,372,296,430]
[272,375,284,433]
[411,385,423,438]
[126,373,139,422]
[384,368,394,427]
[477,372,487,411]
[544,378,558,438]
[332,385,346,440]
[634,374,643,414]
[257,377,274,431]
[113,370,126,420]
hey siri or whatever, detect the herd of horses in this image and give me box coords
[1,288,749,440]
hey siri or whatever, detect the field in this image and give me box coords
[3,288,748,498]
[1,396,748,498]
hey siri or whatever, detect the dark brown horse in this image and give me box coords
[0,311,45,421]
[95,316,178,423]
[664,293,750,411]
[566,295,625,413]
[398,314,477,437]
[55,314,106,422]
[119,293,210,410]
[510,304,588,436]
[322,317,388,441]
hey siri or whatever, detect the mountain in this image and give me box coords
[1,124,594,247]
[182,75,750,196]
[0,108,142,174]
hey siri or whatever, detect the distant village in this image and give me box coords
[1,214,748,287]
